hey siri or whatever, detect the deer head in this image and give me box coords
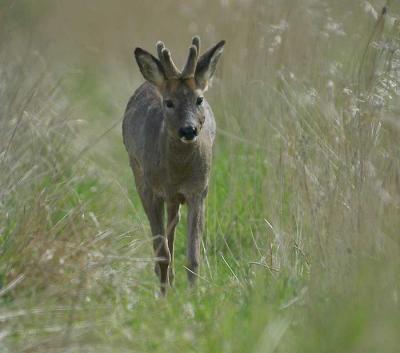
[134,36,225,144]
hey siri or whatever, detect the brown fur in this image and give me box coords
[122,37,225,295]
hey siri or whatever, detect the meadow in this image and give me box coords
[0,0,399,352]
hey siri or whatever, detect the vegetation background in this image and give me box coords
[0,0,399,352]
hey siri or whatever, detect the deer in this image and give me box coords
[122,36,225,295]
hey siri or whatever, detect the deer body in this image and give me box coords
[122,37,224,295]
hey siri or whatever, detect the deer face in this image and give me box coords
[161,79,205,143]
[134,36,224,144]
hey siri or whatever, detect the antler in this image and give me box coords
[156,41,180,79]
[181,36,200,78]
[155,36,201,79]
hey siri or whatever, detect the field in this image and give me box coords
[1,0,399,352]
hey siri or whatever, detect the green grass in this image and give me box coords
[1,0,400,352]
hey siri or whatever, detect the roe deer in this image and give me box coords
[122,36,225,295]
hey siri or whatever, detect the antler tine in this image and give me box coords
[156,40,180,79]
[181,45,198,78]
[192,35,200,53]
[181,36,200,78]
[156,41,165,62]
[161,48,180,79]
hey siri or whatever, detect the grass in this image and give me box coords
[1,0,400,352]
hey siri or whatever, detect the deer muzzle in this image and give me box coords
[178,126,198,143]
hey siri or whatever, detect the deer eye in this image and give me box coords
[196,96,204,106]
[165,99,174,108]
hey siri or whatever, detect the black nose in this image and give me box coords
[178,126,198,140]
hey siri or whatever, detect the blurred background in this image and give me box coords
[0,0,399,352]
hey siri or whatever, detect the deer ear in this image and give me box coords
[134,48,165,86]
[195,40,225,90]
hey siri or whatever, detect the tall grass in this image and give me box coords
[0,28,141,351]
[1,0,399,352]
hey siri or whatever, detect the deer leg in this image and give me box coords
[186,195,205,286]
[140,188,170,295]
[166,201,180,286]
